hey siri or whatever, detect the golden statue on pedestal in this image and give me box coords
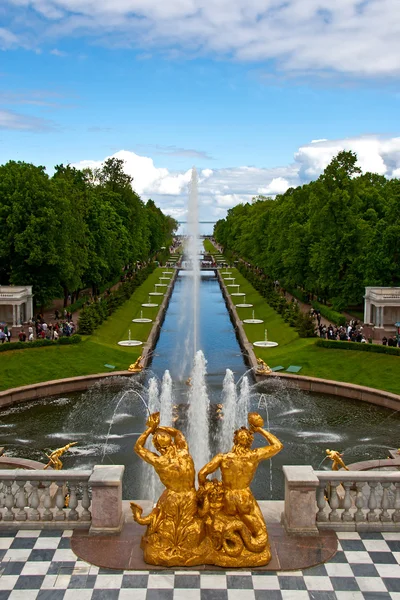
[43,442,77,470]
[326,449,349,471]
[256,358,272,375]
[131,411,282,567]
[128,356,143,373]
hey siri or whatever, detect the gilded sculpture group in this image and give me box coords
[130,411,283,567]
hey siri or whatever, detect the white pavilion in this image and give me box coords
[0,286,33,327]
[364,287,400,333]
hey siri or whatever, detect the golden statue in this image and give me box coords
[131,411,283,567]
[43,442,77,470]
[128,356,143,373]
[256,358,272,375]
[326,449,349,471]
[130,412,202,566]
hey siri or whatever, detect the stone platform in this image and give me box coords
[71,502,337,572]
[71,521,337,572]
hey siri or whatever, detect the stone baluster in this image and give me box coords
[380,482,392,522]
[55,481,66,521]
[81,482,91,521]
[367,481,379,522]
[89,466,125,534]
[355,482,366,522]
[42,482,53,521]
[28,481,40,521]
[316,483,328,522]
[3,483,15,521]
[393,482,400,523]
[328,483,341,522]
[282,466,319,535]
[67,483,78,521]
[16,481,27,521]
[342,481,353,522]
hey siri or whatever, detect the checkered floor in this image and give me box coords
[0,530,399,599]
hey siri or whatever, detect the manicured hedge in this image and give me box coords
[0,334,82,353]
[311,301,346,326]
[315,339,400,356]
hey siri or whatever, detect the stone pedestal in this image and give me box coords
[282,465,319,536]
[89,465,125,535]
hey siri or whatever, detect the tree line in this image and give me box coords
[213,151,400,310]
[0,158,177,307]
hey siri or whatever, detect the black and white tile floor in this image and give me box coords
[0,530,399,599]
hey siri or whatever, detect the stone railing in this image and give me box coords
[283,466,400,535]
[0,465,124,533]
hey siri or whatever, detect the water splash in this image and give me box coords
[237,377,250,429]
[187,350,210,476]
[187,167,200,358]
[142,377,159,501]
[220,369,237,453]
[160,370,173,427]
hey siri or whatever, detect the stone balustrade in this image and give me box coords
[283,467,400,534]
[0,465,124,533]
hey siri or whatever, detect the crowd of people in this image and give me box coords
[0,309,76,344]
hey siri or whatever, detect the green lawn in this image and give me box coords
[0,268,174,391]
[221,269,400,395]
[2,262,400,396]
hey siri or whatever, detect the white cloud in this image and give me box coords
[0,27,21,49]
[258,177,291,195]
[4,0,400,77]
[0,108,55,130]
[72,149,191,196]
[72,134,400,223]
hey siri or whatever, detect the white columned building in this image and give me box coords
[0,286,33,327]
[364,287,400,333]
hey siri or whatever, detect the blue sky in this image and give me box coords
[1,0,400,221]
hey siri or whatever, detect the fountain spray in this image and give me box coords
[220,369,237,453]
[187,167,200,358]
[187,350,210,477]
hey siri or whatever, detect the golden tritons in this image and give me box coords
[131,411,283,567]
[43,442,78,470]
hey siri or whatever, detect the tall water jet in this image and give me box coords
[159,370,173,428]
[237,376,250,428]
[147,377,159,415]
[220,369,237,452]
[143,377,159,500]
[187,167,200,359]
[187,350,210,477]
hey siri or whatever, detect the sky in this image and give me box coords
[1,0,400,226]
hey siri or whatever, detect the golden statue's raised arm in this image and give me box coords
[198,453,223,486]
[247,412,283,461]
[134,412,160,466]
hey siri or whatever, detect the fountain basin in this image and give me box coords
[243,319,264,324]
[132,318,152,323]
[253,341,278,348]
[118,340,143,346]
[142,303,158,307]
[236,303,253,307]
